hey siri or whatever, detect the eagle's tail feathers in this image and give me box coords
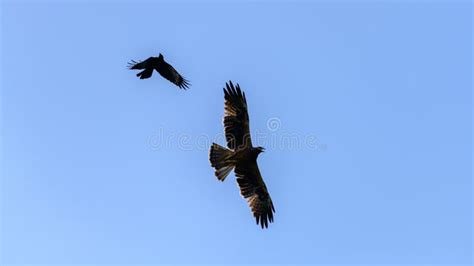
[209,143,235,181]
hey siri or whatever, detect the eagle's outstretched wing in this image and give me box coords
[223,81,252,150]
[235,160,275,229]
[155,62,190,90]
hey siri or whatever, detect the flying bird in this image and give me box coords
[128,53,190,89]
[209,81,275,229]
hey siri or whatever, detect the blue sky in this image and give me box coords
[1,1,472,265]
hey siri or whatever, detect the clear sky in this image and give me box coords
[1,1,472,265]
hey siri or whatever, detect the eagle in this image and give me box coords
[209,81,275,229]
[128,53,190,89]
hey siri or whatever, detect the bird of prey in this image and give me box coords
[128,53,190,90]
[209,81,275,229]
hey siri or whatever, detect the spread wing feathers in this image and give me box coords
[127,59,150,70]
[128,58,155,79]
[235,161,275,229]
[156,62,190,90]
[223,81,252,150]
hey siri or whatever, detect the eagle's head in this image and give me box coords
[256,146,265,154]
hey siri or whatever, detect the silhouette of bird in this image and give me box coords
[209,81,275,229]
[128,53,190,89]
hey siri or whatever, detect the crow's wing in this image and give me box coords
[127,57,155,70]
[223,81,252,150]
[235,160,275,229]
[155,61,190,89]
